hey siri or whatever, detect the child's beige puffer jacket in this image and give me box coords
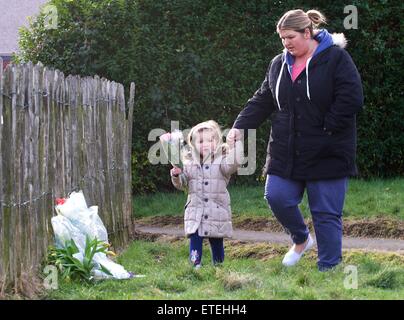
[171,141,244,238]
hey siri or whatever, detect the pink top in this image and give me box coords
[291,58,308,82]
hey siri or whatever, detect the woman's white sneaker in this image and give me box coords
[282,234,314,267]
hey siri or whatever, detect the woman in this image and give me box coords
[227,9,363,271]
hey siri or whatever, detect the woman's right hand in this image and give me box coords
[170,166,182,177]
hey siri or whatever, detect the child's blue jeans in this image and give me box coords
[189,230,224,266]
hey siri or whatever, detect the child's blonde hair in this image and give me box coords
[184,120,229,162]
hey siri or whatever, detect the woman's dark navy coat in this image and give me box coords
[233,30,364,180]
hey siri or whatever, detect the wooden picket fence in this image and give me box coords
[0,59,135,295]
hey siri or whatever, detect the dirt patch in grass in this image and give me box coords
[216,269,259,291]
[156,234,185,244]
[225,240,323,262]
[131,230,161,242]
[234,216,404,240]
[342,218,404,240]
[132,230,185,245]
[225,241,288,261]
[232,216,286,233]
[135,216,404,240]
[135,215,183,227]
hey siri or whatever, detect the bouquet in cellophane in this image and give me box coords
[159,129,186,169]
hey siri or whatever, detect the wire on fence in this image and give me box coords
[0,164,128,208]
[0,91,128,110]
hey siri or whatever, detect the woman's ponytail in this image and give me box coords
[306,10,326,27]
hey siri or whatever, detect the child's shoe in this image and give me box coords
[282,234,314,267]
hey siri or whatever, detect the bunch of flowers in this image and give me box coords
[159,129,186,169]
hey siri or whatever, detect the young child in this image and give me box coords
[170,120,243,268]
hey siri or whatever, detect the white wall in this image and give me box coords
[0,0,49,56]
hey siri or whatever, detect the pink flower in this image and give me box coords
[159,132,171,142]
[55,198,66,205]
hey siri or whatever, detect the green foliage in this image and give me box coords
[134,179,404,220]
[17,0,404,193]
[47,236,112,283]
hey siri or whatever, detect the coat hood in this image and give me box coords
[185,120,228,165]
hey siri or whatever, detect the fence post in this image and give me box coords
[0,62,135,296]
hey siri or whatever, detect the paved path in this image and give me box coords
[136,226,404,254]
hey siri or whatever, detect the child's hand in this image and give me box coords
[170,166,182,177]
[226,128,241,146]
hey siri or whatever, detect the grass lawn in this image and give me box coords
[134,178,404,220]
[44,239,404,300]
[42,178,404,300]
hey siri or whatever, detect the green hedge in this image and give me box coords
[16,0,403,193]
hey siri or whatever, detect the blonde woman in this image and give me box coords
[228,9,363,271]
[171,120,243,268]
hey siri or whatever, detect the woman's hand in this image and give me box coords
[170,166,182,177]
[226,128,241,146]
